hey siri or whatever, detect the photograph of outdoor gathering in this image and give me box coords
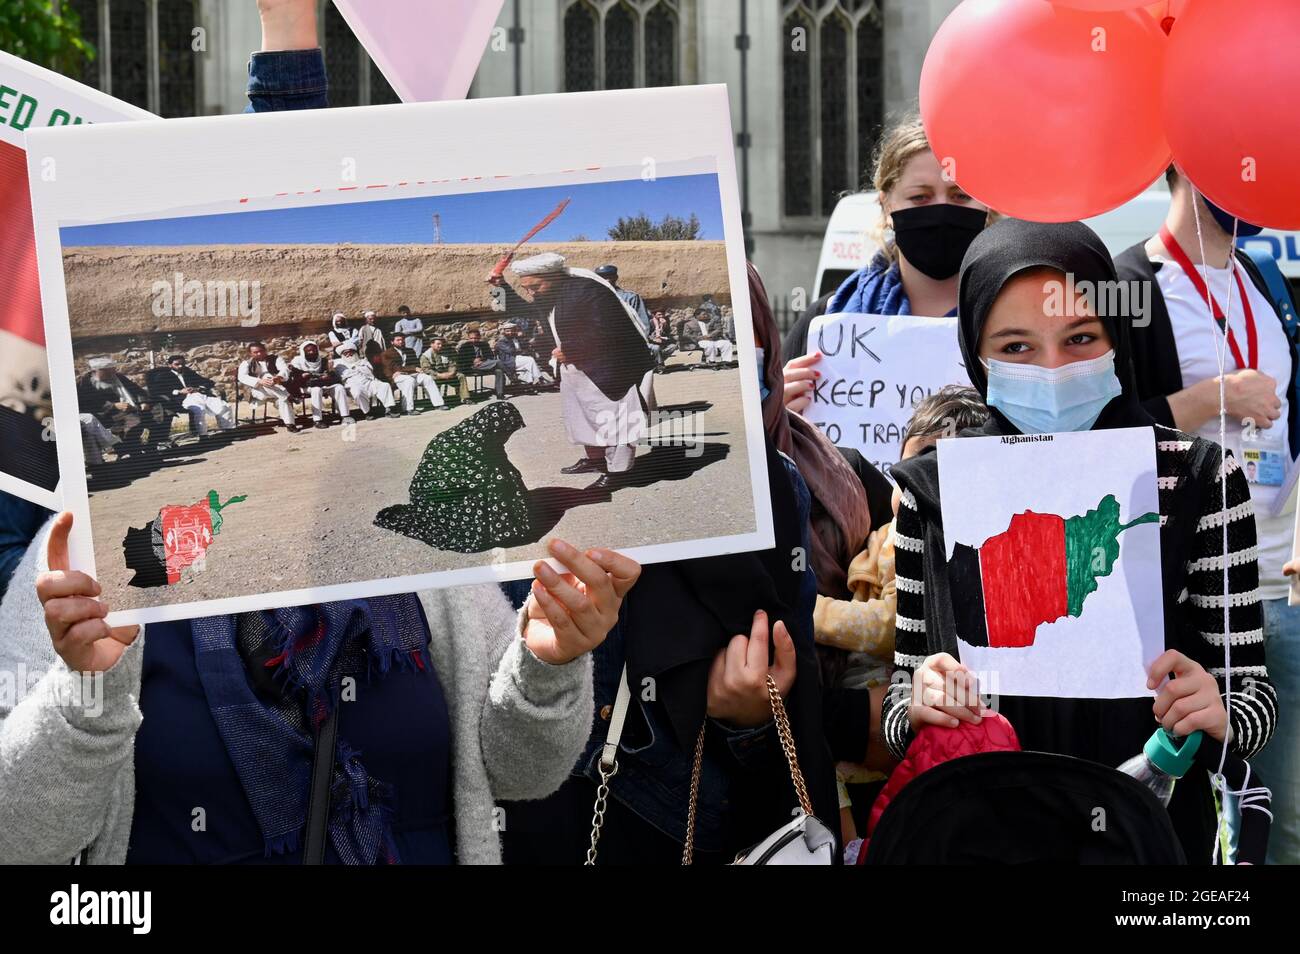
[55,169,759,611]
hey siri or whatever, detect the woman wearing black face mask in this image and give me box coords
[781,114,993,415]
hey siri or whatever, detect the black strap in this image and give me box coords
[302,703,340,865]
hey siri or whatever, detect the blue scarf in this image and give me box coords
[191,595,430,863]
[827,252,960,317]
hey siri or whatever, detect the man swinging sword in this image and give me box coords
[488,252,655,491]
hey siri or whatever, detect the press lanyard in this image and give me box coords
[1159,225,1257,371]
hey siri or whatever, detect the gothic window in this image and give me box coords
[108,0,150,110]
[61,0,101,89]
[562,0,679,92]
[604,3,635,90]
[56,0,203,116]
[564,2,598,92]
[781,1,886,220]
[782,5,814,218]
[156,0,197,118]
[644,3,677,88]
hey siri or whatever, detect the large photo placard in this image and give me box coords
[27,85,770,626]
[0,50,153,509]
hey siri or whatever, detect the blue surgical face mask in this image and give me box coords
[755,346,771,400]
[1204,195,1265,238]
[982,349,1122,434]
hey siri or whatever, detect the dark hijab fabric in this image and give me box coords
[751,262,874,598]
[895,219,1155,512]
[956,217,1141,419]
[889,219,1217,859]
[620,277,840,834]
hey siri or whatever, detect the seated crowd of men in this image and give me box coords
[75,279,735,472]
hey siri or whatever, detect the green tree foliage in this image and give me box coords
[607,211,701,241]
[0,1,95,77]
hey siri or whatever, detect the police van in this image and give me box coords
[813,187,1300,302]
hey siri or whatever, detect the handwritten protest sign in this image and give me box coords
[803,312,968,476]
[938,428,1164,699]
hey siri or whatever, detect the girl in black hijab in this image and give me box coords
[884,219,1277,862]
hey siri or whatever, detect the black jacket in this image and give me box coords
[1115,241,1299,454]
[498,277,651,399]
[494,335,522,375]
[146,366,216,412]
[456,340,495,375]
[77,371,150,418]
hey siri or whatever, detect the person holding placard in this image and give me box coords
[498,265,839,865]
[816,385,987,847]
[884,219,1276,862]
[781,115,992,415]
[0,0,644,866]
[1118,167,1300,864]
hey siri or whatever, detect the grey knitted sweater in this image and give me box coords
[0,519,593,864]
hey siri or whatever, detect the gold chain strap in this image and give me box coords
[682,674,811,864]
[584,760,618,866]
[766,674,814,817]
[681,722,707,865]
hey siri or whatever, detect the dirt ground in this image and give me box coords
[89,360,757,612]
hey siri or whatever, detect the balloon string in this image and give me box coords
[1190,187,1240,864]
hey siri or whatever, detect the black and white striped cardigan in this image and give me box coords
[883,425,1278,763]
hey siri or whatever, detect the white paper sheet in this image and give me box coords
[937,427,1164,699]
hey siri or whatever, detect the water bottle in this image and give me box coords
[1117,728,1203,806]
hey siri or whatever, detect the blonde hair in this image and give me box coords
[869,112,934,265]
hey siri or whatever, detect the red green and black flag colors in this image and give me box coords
[124,490,246,588]
[948,494,1158,648]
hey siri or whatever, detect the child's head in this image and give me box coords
[902,385,989,461]
[891,386,988,518]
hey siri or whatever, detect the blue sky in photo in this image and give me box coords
[60,173,725,246]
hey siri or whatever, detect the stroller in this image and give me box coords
[861,720,1270,865]
[864,750,1186,864]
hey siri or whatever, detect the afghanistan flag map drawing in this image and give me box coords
[948,494,1158,649]
[123,490,247,588]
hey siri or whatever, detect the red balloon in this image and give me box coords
[1045,1,1150,9]
[1143,0,1189,33]
[921,0,1170,222]
[1163,0,1300,229]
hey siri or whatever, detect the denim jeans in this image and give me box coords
[1256,598,1299,864]
[245,49,329,113]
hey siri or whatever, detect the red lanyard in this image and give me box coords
[1159,225,1257,371]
